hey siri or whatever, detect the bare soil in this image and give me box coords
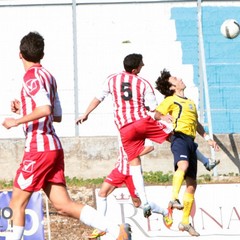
[44,187,96,240]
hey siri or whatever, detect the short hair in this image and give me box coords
[20,31,44,63]
[123,53,143,73]
[155,69,174,97]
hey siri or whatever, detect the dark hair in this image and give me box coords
[20,31,44,63]
[123,53,143,73]
[155,69,174,97]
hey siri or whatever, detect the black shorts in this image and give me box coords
[171,132,198,180]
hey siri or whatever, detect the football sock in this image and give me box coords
[130,165,148,205]
[5,225,24,240]
[80,205,118,238]
[182,192,194,225]
[172,169,185,200]
[196,149,209,166]
[97,196,107,216]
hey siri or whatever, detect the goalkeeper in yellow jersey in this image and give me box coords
[154,69,220,237]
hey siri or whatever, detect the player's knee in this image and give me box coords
[98,191,108,198]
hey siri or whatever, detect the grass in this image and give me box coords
[0,172,239,189]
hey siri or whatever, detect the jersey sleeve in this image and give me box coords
[23,77,51,107]
[144,82,158,111]
[53,91,62,117]
[95,78,110,102]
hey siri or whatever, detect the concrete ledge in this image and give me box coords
[0,134,239,180]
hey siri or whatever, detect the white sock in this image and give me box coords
[130,165,148,205]
[97,196,107,216]
[5,225,24,240]
[196,149,208,165]
[80,205,119,238]
[148,201,168,216]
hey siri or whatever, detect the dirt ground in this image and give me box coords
[43,176,240,240]
[44,187,96,240]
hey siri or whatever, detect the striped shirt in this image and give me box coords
[96,71,157,129]
[21,64,62,152]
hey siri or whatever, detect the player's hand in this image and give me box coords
[160,114,173,123]
[76,114,88,125]
[11,99,21,114]
[143,203,152,218]
[208,140,220,152]
[2,118,19,129]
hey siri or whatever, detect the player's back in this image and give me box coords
[107,71,152,129]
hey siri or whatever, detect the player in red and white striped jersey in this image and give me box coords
[21,65,62,152]
[2,32,131,240]
[76,53,172,220]
[88,138,173,238]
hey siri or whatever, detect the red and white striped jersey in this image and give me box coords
[21,64,62,152]
[115,142,130,176]
[96,71,158,129]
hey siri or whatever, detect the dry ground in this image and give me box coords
[43,176,240,240]
[43,187,96,240]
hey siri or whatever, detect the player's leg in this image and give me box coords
[169,138,188,209]
[5,187,32,240]
[178,177,199,236]
[6,150,51,240]
[169,160,186,210]
[98,167,127,216]
[44,183,131,239]
[98,181,116,216]
[178,147,199,237]
[86,181,117,239]
[126,174,173,227]
[196,148,220,171]
[129,157,151,217]
[120,124,150,216]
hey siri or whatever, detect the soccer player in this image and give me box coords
[88,138,173,239]
[2,31,131,240]
[76,53,172,220]
[154,69,220,237]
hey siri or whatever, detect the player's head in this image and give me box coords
[19,31,44,63]
[155,69,174,97]
[123,53,144,74]
[155,69,186,97]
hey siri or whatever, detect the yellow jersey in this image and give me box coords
[156,94,198,138]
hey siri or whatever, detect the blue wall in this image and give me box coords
[171,7,240,134]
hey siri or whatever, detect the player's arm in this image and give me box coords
[197,120,220,151]
[154,110,173,123]
[76,97,101,124]
[2,105,51,129]
[53,92,62,122]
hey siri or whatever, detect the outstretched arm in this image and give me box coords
[197,120,220,151]
[75,97,101,125]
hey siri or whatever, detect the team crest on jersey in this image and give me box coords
[189,103,194,110]
[25,78,40,95]
[22,160,36,173]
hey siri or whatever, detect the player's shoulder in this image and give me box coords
[163,95,175,102]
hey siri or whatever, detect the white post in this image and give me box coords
[45,193,51,240]
[72,0,79,136]
[197,0,217,176]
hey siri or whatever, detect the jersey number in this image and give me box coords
[121,82,132,101]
